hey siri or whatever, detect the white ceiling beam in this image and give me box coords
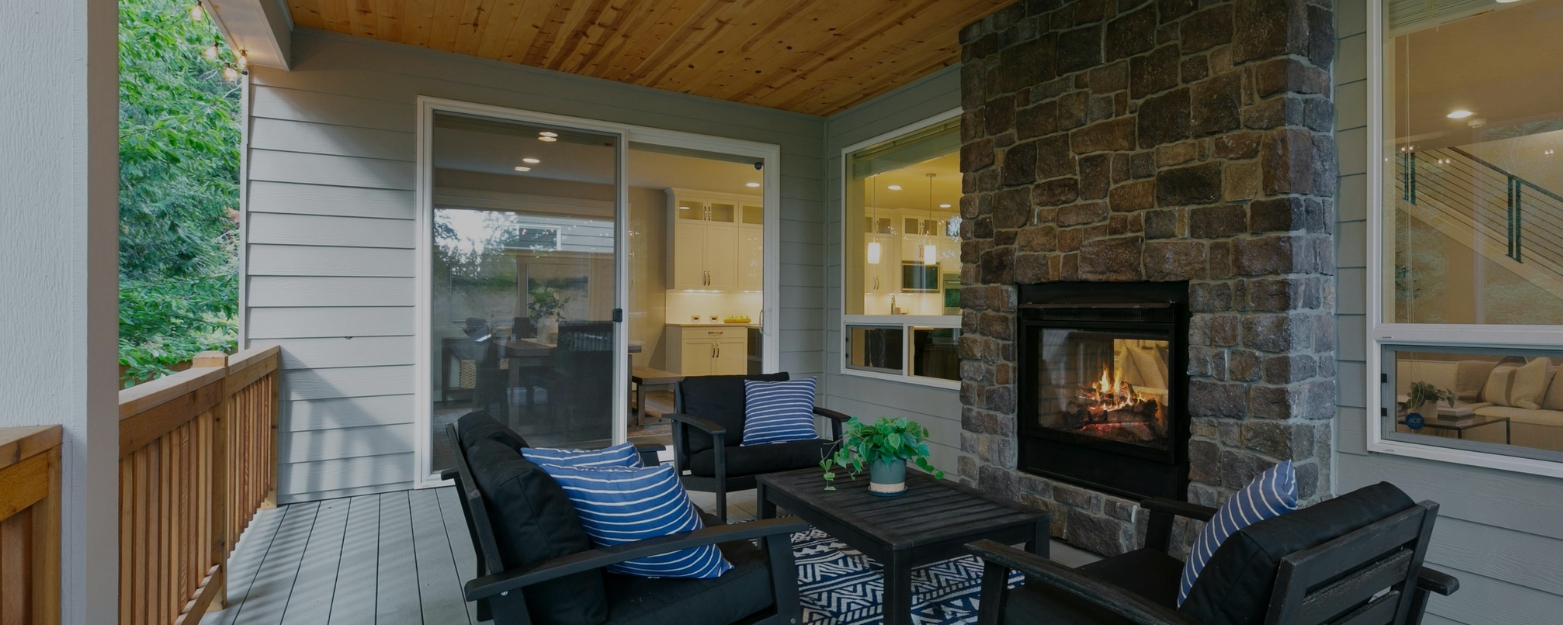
[204,0,293,70]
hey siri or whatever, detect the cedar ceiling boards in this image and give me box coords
[285,0,1011,116]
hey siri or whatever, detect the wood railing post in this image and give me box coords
[0,425,64,625]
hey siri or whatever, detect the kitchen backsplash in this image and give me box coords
[665,290,763,324]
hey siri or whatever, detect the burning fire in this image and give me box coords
[1080,366,1148,415]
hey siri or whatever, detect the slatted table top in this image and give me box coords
[757,467,1048,551]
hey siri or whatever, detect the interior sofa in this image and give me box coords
[1396,357,1563,451]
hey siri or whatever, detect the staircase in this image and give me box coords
[1393,146,1563,294]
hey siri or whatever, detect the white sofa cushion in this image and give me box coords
[1473,406,1563,428]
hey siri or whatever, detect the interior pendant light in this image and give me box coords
[867,175,881,264]
[867,240,882,264]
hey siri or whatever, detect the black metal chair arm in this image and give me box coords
[634,443,666,467]
[1417,567,1459,597]
[438,468,459,482]
[464,517,809,601]
[1140,497,1218,523]
[663,412,726,437]
[966,540,1201,625]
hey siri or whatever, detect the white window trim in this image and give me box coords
[838,108,963,391]
[1364,0,1563,478]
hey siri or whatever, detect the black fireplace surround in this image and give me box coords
[1017,282,1191,501]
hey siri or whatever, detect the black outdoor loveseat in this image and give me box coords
[442,411,808,625]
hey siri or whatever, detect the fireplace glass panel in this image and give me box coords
[1035,328,1172,450]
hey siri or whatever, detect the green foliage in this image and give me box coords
[118,0,242,385]
[819,417,943,490]
[1402,381,1455,413]
[527,284,570,321]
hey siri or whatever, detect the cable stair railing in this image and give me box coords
[1394,146,1563,288]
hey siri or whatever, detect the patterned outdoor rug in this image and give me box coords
[791,527,1024,625]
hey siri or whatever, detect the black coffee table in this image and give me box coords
[756,467,1050,625]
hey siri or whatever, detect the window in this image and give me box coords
[1371,0,1563,474]
[840,111,962,387]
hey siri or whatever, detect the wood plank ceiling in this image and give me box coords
[285,0,1011,116]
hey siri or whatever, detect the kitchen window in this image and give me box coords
[840,111,962,388]
[1368,0,1563,476]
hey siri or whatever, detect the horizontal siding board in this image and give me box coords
[252,84,415,132]
[250,117,415,161]
[285,395,415,432]
[261,336,415,369]
[250,213,415,248]
[279,453,414,494]
[284,424,416,463]
[249,245,415,277]
[250,150,417,190]
[249,307,413,339]
[284,365,416,401]
[250,277,415,307]
[1429,516,1563,596]
[1419,564,1563,625]
[1338,453,1563,541]
[250,181,416,220]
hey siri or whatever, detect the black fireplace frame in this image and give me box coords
[1016,282,1191,502]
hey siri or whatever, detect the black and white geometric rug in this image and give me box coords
[791,527,1024,625]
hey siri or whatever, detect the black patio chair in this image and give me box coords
[443,412,806,625]
[965,482,1459,625]
[664,373,852,522]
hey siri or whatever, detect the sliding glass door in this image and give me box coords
[424,108,626,479]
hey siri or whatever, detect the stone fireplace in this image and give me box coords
[955,0,1338,556]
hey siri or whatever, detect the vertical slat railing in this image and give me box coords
[0,426,62,624]
[118,345,279,625]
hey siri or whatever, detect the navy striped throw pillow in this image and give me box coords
[536,463,732,579]
[741,377,820,446]
[522,442,643,468]
[1178,460,1298,607]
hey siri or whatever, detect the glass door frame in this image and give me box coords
[412,97,783,488]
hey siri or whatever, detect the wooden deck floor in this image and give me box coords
[199,487,760,625]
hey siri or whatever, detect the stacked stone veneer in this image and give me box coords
[955,0,1338,556]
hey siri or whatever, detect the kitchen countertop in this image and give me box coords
[668,322,759,328]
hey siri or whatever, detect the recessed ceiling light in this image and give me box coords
[939,203,951,208]
[746,182,760,188]
[522,158,540,164]
[888,185,902,191]
[1447,109,1474,119]
[539,131,558,137]
[514,166,531,172]
[538,136,557,142]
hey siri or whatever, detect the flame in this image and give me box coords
[1081,366,1147,414]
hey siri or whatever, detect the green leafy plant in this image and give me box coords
[117,0,243,386]
[1401,381,1456,413]
[527,285,571,320]
[818,417,943,491]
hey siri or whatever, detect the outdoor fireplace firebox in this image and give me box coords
[1017,282,1190,501]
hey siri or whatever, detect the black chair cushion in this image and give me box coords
[687,438,834,478]
[602,536,775,625]
[1001,547,1181,625]
[467,439,608,625]
[1180,482,1415,625]
[457,410,529,450]
[677,373,789,454]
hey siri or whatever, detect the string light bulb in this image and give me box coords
[204,42,220,61]
[190,2,205,21]
[236,50,249,70]
[222,65,241,82]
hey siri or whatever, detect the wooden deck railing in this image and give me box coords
[118,346,280,625]
[0,426,62,624]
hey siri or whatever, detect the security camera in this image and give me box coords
[754,161,763,170]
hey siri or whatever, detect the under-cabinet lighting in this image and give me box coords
[939,203,951,208]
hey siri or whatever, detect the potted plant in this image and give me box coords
[819,417,944,496]
[527,284,569,344]
[1401,381,1456,419]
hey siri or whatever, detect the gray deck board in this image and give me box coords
[376,492,425,625]
[202,488,480,625]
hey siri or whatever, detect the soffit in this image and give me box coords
[285,0,1010,116]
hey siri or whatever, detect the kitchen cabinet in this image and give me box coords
[738,203,764,291]
[864,233,898,294]
[668,189,757,291]
[666,326,749,375]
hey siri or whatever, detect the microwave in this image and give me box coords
[901,262,940,293]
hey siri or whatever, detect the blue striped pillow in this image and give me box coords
[741,377,820,446]
[535,463,732,579]
[1178,460,1298,606]
[522,442,643,468]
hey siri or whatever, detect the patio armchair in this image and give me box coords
[443,413,807,625]
[965,482,1458,625]
[664,373,852,522]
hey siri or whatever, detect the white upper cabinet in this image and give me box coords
[667,189,760,291]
